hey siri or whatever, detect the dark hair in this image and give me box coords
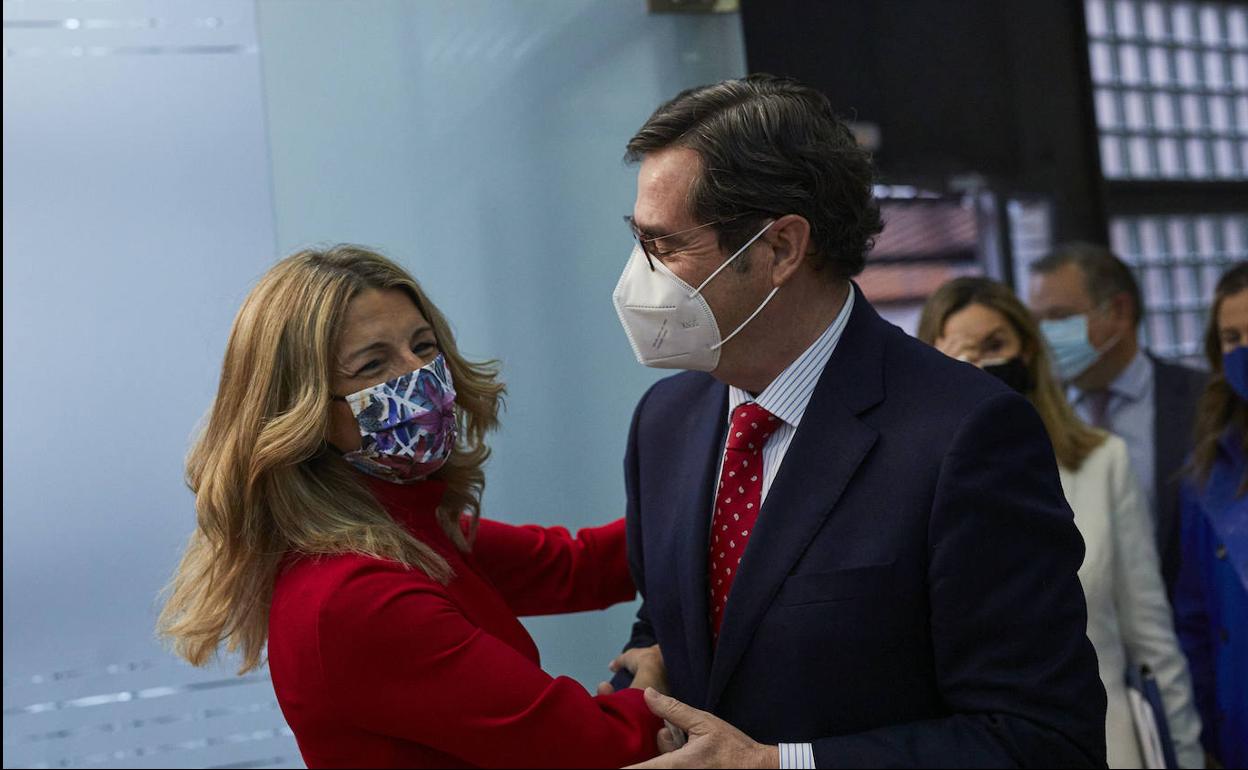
[625,73,883,280]
[1191,261,1248,493]
[1029,242,1144,327]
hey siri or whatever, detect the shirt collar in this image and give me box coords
[728,285,855,428]
[1070,347,1151,404]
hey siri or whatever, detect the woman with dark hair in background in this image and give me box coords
[1174,261,1248,770]
[918,277,1202,769]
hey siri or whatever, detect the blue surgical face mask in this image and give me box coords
[1039,314,1119,383]
[1225,346,1248,402]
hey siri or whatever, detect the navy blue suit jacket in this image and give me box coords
[1151,354,1208,595]
[615,294,1107,768]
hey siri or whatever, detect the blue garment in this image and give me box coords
[1226,347,1248,402]
[614,292,1106,767]
[1174,428,1248,768]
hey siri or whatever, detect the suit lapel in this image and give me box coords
[705,292,885,711]
[1150,355,1171,508]
[661,378,728,708]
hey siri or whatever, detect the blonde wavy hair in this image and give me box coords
[917,276,1106,472]
[158,245,504,674]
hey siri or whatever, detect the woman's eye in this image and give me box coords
[413,342,438,355]
[356,360,381,376]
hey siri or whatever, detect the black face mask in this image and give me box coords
[983,357,1034,395]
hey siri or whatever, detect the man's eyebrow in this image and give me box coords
[631,217,675,241]
[643,226,694,250]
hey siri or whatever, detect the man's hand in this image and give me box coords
[624,688,778,769]
[597,644,668,695]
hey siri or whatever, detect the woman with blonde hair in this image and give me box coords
[158,245,666,768]
[918,276,1202,768]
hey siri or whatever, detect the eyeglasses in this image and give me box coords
[623,214,743,271]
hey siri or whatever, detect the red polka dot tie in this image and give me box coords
[709,402,778,642]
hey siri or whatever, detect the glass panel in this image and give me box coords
[1154,91,1177,129]
[1204,50,1226,89]
[1090,3,1247,182]
[1143,1,1168,40]
[1129,135,1153,174]
[1177,48,1200,86]
[1172,3,1197,44]
[1091,40,1116,81]
[2,1,297,768]
[1124,89,1149,128]
[1200,5,1225,45]
[1087,0,1111,36]
[1097,87,1122,127]
[1117,0,1140,36]
[1112,213,1248,358]
[1120,43,1144,84]
[1102,134,1125,176]
[1158,137,1183,176]
[1215,139,1236,176]
[1229,7,1248,45]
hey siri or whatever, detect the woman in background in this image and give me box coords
[918,277,1202,768]
[158,245,666,768]
[1174,261,1248,770]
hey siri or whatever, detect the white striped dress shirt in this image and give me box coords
[716,285,855,508]
[713,286,854,770]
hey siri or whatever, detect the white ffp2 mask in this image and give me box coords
[612,220,776,371]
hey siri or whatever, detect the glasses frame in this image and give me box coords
[623,214,744,271]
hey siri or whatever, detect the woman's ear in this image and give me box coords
[766,214,813,287]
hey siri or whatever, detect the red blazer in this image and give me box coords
[268,478,661,768]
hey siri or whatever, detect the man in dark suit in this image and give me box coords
[606,75,1106,768]
[1027,243,1207,595]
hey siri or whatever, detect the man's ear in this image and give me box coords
[1108,290,1136,329]
[765,214,812,287]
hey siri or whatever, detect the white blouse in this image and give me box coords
[1059,434,1203,768]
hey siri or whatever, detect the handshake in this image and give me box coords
[593,645,779,769]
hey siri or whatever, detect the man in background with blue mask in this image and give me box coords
[1028,243,1207,597]
[606,74,1105,769]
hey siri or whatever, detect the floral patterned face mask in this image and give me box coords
[333,354,457,484]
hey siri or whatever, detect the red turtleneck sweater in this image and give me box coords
[267,479,661,768]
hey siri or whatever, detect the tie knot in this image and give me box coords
[1085,388,1112,429]
[726,402,778,451]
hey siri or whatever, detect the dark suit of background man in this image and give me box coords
[607,74,1106,769]
[1027,243,1207,596]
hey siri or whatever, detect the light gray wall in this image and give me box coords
[1,2,300,767]
[257,0,746,693]
[3,1,744,767]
